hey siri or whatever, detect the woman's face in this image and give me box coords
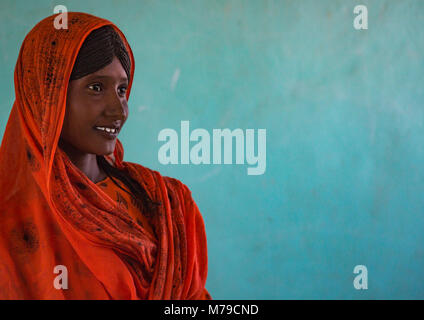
[60,56,129,156]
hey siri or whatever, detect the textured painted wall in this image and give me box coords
[0,0,423,299]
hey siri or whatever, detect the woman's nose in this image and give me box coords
[105,91,127,119]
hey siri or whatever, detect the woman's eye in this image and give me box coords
[87,83,127,96]
[118,86,127,96]
[88,83,102,92]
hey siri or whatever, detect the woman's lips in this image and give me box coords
[93,126,119,140]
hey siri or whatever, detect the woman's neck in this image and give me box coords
[58,139,107,183]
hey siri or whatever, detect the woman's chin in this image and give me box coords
[96,148,115,156]
[94,143,116,156]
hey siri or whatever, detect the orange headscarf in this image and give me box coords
[0,12,210,300]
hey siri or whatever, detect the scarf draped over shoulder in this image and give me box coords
[0,12,210,300]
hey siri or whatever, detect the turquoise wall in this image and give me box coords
[1,0,423,299]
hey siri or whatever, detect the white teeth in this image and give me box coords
[95,126,117,134]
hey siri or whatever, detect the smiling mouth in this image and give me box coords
[93,126,120,139]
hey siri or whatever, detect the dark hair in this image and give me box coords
[70,25,131,81]
[71,25,160,214]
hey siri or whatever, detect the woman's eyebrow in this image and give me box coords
[86,75,128,82]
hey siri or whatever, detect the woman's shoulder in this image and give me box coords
[123,161,193,197]
[123,162,204,223]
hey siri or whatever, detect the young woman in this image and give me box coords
[0,12,211,300]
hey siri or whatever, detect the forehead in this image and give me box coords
[85,57,128,80]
